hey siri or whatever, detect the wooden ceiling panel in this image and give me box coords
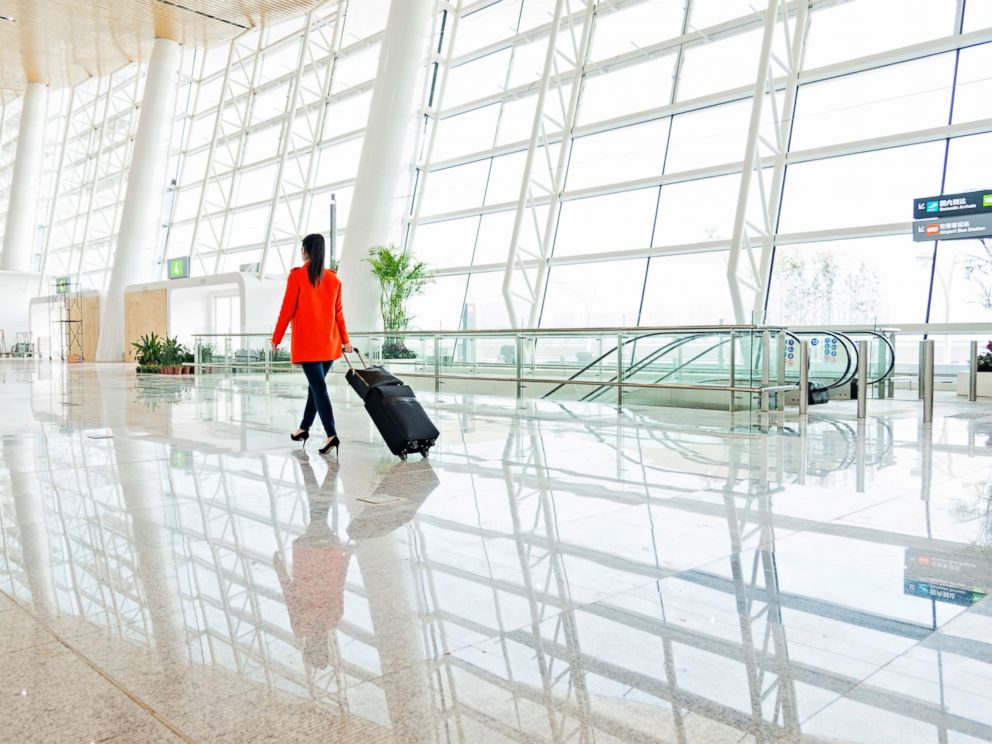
[0,0,323,92]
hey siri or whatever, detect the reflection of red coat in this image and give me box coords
[276,541,350,637]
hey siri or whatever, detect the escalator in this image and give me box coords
[541,328,895,408]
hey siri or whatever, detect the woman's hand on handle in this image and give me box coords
[343,343,354,354]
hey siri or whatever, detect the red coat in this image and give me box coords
[272,265,350,364]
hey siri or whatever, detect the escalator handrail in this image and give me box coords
[542,330,716,399]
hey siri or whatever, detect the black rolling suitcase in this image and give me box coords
[344,349,439,460]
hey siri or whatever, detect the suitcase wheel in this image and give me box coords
[399,452,408,461]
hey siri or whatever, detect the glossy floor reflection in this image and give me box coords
[2,360,992,743]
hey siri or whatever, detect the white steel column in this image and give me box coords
[96,38,181,361]
[337,0,434,332]
[1,83,49,273]
[726,0,811,323]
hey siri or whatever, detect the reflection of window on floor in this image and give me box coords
[213,295,240,335]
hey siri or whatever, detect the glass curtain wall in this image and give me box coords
[13,0,389,294]
[0,0,989,327]
[166,0,391,278]
[402,0,992,332]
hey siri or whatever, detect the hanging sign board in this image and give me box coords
[913,189,992,220]
[55,277,70,295]
[168,256,190,279]
[911,213,992,242]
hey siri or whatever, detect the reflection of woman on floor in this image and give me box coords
[274,455,351,669]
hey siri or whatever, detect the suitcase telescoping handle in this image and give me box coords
[342,347,368,371]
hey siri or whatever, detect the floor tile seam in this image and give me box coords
[3,597,201,744]
[792,615,979,733]
[333,571,676,697]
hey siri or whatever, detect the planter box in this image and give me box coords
[955,371,992,397]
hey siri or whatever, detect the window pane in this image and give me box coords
[677,29,766,101]
[578,56,676,126]
[454,2,522,56]
[464,271,511,329]
[411,216,479,269]
[964,1,992,31]
[664,99,766,173]
[554,189,658,257]
[444,49,512,109]
[943,132,992,194]
[778,142,945,233]
[767,236,932,324]
[407,274,468,330]
[588,1,686,62]
[432,105,499,162]
[419,159,491,216]
[931,239,992,324]
[566,119,669,191]
[690,0,759,28]
[804,0,958,69]
[952,43,992,125]
[473,208,549,266]
[652,174,741,246]
[791,55,955,151]
[639,251,736,325]
[541,259,647,327]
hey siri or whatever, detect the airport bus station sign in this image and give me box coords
[912,212,992,242]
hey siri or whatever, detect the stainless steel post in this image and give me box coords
[857,339,868,420]
[777,332,786,412]
[855,422,866,493]
[876,336,886,400]
[799,340,809,416]
[433,334,440,395]
[887,332,896,399]
[970,340,978,402]
[918,340,924,399]
[617,332,625,408]
[922,338,934,423]
[515,334,523,403]
[760,330,770,414]
[728,331,736,413]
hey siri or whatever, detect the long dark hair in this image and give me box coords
[302,233,325,288]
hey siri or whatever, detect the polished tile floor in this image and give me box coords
[1,360,991,743]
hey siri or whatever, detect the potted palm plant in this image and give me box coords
[366,245,433,359]
[160,336,183,374]
[132,333,163,373]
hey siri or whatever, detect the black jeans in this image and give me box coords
[300,361,335,437]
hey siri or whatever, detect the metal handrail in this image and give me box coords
[191,323,787,337]
[192,328,801,410]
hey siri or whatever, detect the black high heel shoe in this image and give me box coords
[318,435,340,456]
[290,429,310,448]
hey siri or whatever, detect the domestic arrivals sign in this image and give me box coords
[912,213,992,242]
[913,189,992,220]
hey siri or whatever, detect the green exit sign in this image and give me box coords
[54,276,70,295]
[168,257,190,280]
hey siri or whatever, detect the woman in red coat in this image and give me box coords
[272,233,352,455]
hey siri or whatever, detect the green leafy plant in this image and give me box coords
[131,333,163,366]
[366,245,433,358]
[160,336,185,371]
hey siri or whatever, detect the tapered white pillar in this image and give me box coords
[97,38,181,361]
[1,83,48,273]
[337,0,433,332]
